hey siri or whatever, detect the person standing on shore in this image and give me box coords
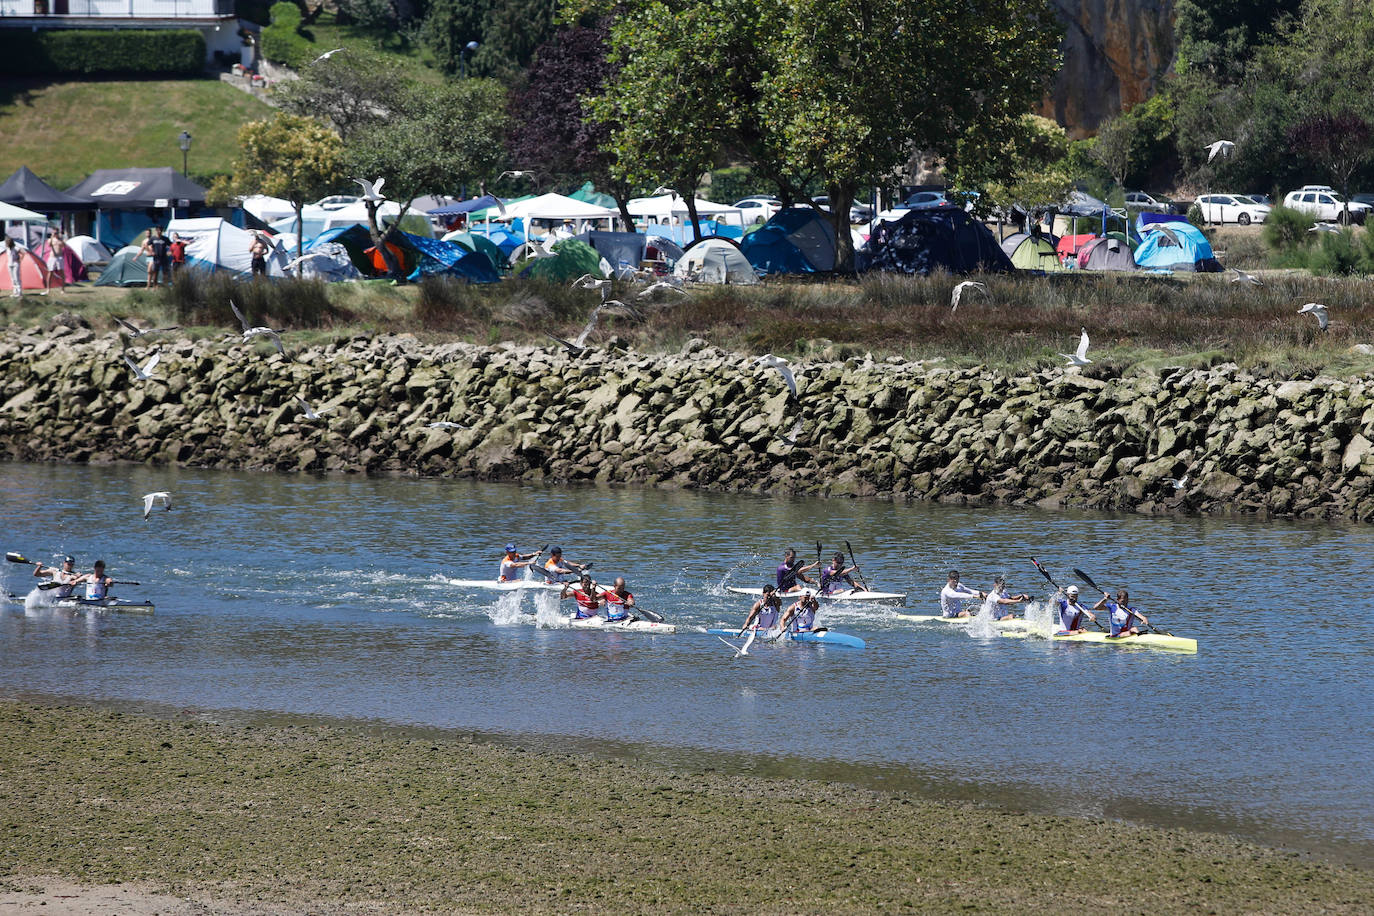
[140,227,170,288]
[169,233,187,278]
[940,569,985,618]
[5,237,24,298]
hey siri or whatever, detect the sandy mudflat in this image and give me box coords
[1,700,1371,914]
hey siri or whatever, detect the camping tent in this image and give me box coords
[572,231,684,274]
[1000,232,1064,272]
[270,202,434,243]
[740,207,837,274]
[859,208,1013,275]
[0,246,60,291]
[168,216,289,277]
[441,229,508,272]
[627,194,742,225]
[0,166,88,212]
[67,168,207,209]
[65,235,111,265]
[0,201,49,223]
[40,239,87,282]
[293,242,361,281]
[1134,223,1222,273]
[241,195,297,224]
[93,245,150,287]
[307,225,497,283]
[468,223,525,256]
[1077,236,1137,271]
[517,238,605,282]
[502,193,618,223]
[1055,233,1097,265]
[674,238,760,285]
[569,182,618,209]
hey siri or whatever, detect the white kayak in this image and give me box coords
[894,612,1025,630]
[726,586,906,603]
[567,614,677,634]
[449,577,564,593]
[6,593,155,614]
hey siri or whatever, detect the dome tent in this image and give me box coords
[1077,236,1137,271]
[517,238,605,282]
[1134,222,1222,273]
[92,245,151,287]
[1000,232,1063,272]
[740,207,838,275]
[674,238,759,285]
[859,208,1012,275]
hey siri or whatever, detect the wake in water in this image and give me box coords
[706,550,763,598]
[486,591,525,626]
[533,591,566,629]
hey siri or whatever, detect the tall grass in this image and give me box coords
[161,269,348,328]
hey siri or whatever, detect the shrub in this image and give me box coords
[261,2,312,69]
[162,269,347,328]
[1304,230,1362,276]
[338,0,398,29]
[1262,205,1315,251]
[415,276,491,331]
[0,29,203,76]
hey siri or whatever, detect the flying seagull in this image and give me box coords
[293,396,331,420]
[141,491,172,520]
[756,353,798,399]
[1299,302,1329,331]
[284,252,331,272]
[1167,475,1189,491]
[1229,267,1263,286]
[114,316,179,339]
[524,238,556,259]
[1059,328,1092,366]
[637,280,688,299]
[1205,140,1235,162]
[547,300,641,355]
[778,417,804,446]
[312,48,346,64]
[950,280,989,312]
[353,177,386,202]
[426,421,466,430]
[123,348,162,381]
[230,300,289,358]
[571,274,612,292]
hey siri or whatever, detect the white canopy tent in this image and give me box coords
[627,195,743,226]
[269,201,435,241]
[500,193,619,222]
[240,195,297,224]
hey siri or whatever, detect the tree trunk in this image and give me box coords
[293,200,305,271]
[828,181,859,274]
[614,195,635,233]
[684,194,702,245]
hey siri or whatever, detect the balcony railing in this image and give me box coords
[0,0,235,17]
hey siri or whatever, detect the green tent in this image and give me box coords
[1000,233,1064,272]
[442,230,508,272]
[569,181,618,210]
[516,238,604,282]
[93,245,151,287]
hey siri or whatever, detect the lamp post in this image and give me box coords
[178,131,193,177]
[460,40,479,79]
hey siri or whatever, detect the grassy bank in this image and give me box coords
[10,268,1374,378]
[0,79,272,189]
[1,700,1370,913]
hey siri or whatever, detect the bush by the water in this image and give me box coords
[0,29,204,77]
[1263,205,1316,252]
[415,276,492,332]
[261,2,312,69]
[162,269,347,329]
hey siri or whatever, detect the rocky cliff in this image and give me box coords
[3,322,1374,522]
[1046,0,1176,137]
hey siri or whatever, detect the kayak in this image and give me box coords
[449,578,564,593]
[726,586,906,603]
[894,612,1025,630]
[1050,630,1197,653]
[706,627,866,649]
[5,593,155,614]
[567,614,677,635]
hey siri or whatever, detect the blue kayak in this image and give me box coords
[706,627,866,650]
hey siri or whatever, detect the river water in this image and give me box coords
[2,461,1372,864]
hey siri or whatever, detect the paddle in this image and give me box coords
[843,539,870,591]
[1031,558,1105,632]
[1072,567,1171,636]
[594,586,665,624]
[39,579,140,591]
[6,552,34,564]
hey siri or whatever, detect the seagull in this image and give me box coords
[1299,302,1329,331]
[123,348,162,381]
[1309,223,1342,234]
[114,316,179,339]
[778,417,804,446]
[1058,328,1092,366]
[547,300,642,355]
[524,238,556,259]
[498,170,528,180]
[141,491,172,520]
[229,300,289,358]
[1229,268,1263,286]
[1205,139,1235,162]
[950,280,989,312]
[312,48,346,64]
[293,396,331,420]
[353,177,386,202]
[637,279,688,299]
[571,274,612,292]
[426,421,466,430]
[756,354,798,399]
[284,251,330,272]
[1167,475,1189,490]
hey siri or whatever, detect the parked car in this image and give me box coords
[810,195,874,223]
[900,190,952,210]
[1248,193,1273,207]
[1351,193,1374,208]
[733,196,783,223]
[1195,193,1272,225]
[1283,187,1370,224]
[314,195,360,210]
[1124,191,1172,213]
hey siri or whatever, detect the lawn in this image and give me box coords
[0,78,273,189]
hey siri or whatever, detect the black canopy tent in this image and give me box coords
[66,167,207,209]
[0,166,89,212]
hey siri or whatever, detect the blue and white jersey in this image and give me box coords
[1056,597,1086,631]
[1104,600,1137,636]
[792,603,816,631]
[85,579,107,600]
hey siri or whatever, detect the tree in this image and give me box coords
[1089,114,1138,189]
[274,52,408,141]
[1289,112,1373,221]
[954,115,1074,226]
[229,113,345,263]
[422,0,489,77]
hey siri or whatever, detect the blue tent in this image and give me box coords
[740,207,837,274]
[859,208,1013,275]
[308,225,499,283]
[1133,222,1222,273]
[468,223,525,256]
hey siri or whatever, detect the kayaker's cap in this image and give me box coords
[504,543,516,553]
[63,555,75,564]
[1066,585,1079,596]
[550,546,562,555]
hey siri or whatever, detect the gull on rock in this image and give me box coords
[123,348,161,381]
[114,317,179,339]
[950,280,989,312]
[1059,328,1092,366]
[426,421,466,430]
[1299,302,1329,331]
[756,353,798,399]
[293,396,331,420]
[141,491,172,520]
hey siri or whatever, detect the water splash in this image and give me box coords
[533,591,565,629]
[485,591,525,626]
[709,550,764,597]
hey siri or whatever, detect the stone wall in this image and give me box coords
[3,322,1374,521]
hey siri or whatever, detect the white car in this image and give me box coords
[1195,193,1271,225]
[1124,191,1172,213]
[733,196,783,223]
[1283,187,1370,224]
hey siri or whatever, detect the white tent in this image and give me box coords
[0,201,48,222]
[65,234,112,265]
[168,216,289,277]
[674,238,760,285]
[269,201,434,241]
[501,193,618,222]
[241,195,297,224]
[628,195,743,225]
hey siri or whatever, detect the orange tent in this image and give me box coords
[365,241,413,275]
[0,248,61,292]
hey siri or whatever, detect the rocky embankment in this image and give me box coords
[3,319,1374,520]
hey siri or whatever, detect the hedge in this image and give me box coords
[260,2,312,69]
[0,29,204,77]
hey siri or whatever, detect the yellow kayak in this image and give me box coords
[1050,630,1197,653]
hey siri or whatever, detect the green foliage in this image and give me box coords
[230,113,346,259]
[262,2,313,69]
[161,269,347,328]
[1119,93,1176,187]
[422,0,486,76]
[1262,205,1315,250]
[1303,229,1361,275]
[1089,114,1137,188]
[0,29,204,77]
[705,167,757,206]
[958,115,1073,215]
[337,0,398,30]
[275,52,410,142]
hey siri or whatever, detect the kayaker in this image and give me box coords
[1054,585,1095,635]
[818,553,858,595]
[739,584,783,635]
[498,543,542,581]
[775,548,817,594]
[78,560,115,600]
[541,546,588,583]
[940,569,985,618]
[1093,588,1148,637]
[602,577,634,622]
[561,572,605,620]
[33,555,79,598]
[984,576,1031,621]
[779,593,821,633]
